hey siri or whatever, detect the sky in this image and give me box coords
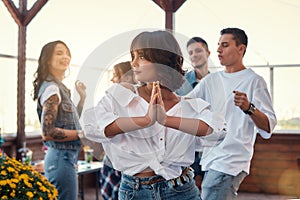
[0,0,300,132]
[1,0,300,66]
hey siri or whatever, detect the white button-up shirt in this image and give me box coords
[83,84,226,180]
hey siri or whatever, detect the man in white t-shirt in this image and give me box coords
[187,28,277,200]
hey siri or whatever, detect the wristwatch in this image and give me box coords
[243,103,256,115]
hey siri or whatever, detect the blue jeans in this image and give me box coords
[201,169,247,200]
[44,147,79,200]
[119,172,201,200]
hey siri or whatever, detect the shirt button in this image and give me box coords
[160,138,163,141]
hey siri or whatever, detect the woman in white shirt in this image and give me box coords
[83,30,226,200]
[100,61,135,200]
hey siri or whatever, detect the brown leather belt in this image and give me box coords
[138,167,190,185]
[135,170,156,178]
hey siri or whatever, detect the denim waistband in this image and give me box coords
[122,167,194,189]
[44,140,81,150]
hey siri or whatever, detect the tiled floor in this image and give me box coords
[82,188,299,200]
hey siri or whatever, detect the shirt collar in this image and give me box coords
[183,98,210,113]
[106,83,137,107]
[106,83,211,112]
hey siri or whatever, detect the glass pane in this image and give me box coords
[0,57,17,134]
[1,56,300,134]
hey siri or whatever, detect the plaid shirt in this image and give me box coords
[100,156,121,200]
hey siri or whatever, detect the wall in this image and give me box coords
[239,133,300,197]
[2,133,300,197]
[2,134,85,161]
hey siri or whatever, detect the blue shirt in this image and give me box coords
[176,70,198,96]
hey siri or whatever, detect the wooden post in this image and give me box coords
[2,0,48,160]
[152,0,187,31]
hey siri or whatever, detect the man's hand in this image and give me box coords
[233,90,250,112]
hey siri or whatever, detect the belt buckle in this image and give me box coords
[167,167,193,188]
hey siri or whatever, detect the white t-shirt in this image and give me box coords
[39,85,62,106]
[83,83,226,180]
[187,68,277,176]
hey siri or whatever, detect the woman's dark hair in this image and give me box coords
[32,40,71,100]
[130,30,184,91]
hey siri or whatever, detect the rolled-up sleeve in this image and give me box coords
[254,82,277,139]
[195,110,227,151]
[184,98,227,151]
[83,95,118,143]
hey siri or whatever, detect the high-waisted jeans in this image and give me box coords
[44,147,79,200]
[119,171,201,200]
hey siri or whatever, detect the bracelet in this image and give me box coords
[77,130,84,139]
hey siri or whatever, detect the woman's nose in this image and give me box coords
[63,54,71,60]
[131,58,138,68]
[131,61,135,67]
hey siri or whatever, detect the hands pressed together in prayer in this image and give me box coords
[146,81,167,126]
[104,81,212,137]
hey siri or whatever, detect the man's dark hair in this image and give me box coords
[186,37,209,51]
[221,28,248,55]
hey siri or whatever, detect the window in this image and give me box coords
[0,55,299,134]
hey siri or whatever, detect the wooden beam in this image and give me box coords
[152,0,186,12]
[166,11,174,30]
[2,0,48,160]
[152,0,187,31]
[172,0,186,12]
[16,25,26,160]
[2,0,22,26]
[153,0,167,11]
[24,0,48,26]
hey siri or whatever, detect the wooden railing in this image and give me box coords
[2,133,300,197]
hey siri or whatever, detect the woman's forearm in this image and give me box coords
[104,116,152,137]
[164,116,212,137]
[77,98,86,117]
[42,128,80,141]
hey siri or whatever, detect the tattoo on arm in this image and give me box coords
[50,128,67,140]
[41,95,67,140]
